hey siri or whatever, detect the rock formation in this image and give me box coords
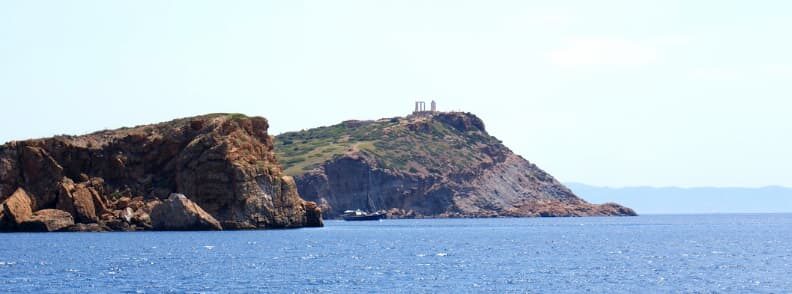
[0,113,322,232]
[151,194,222,231]
[0,188,33,230]
[19,209,74,232]
[276,112,636,218]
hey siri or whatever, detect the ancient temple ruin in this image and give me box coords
[413,100,437,114]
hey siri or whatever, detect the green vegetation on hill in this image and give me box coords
[274,113,503,176]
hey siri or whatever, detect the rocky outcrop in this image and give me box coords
[302,201,323,227]
[0,188,33,230]
[19,209,74,232]
[0,113,323,232]
[276,112,636,218]
[55,178,106,223]
[151,194,222,231]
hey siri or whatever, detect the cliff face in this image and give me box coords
[276,112,635,218]
[0,114,322,232]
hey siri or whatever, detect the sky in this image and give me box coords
[1,1,791,188]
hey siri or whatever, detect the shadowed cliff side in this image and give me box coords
[276,112,635,219]
[0,113,322,232]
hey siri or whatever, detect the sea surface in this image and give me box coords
[1,214,791,293]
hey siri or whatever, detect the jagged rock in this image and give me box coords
[56,179,98,223]
[0,114,323,231]
[303,201,323,227]
[0,156,19,203]
[1,188,33,230]
[120,207,134,223]
[132,209,152,228]
[104,219,132,231]
[114,197,132,210]
[276,112,636,218]
[151,194,222,231]
[19,209,74,232]
[127,197,145,211]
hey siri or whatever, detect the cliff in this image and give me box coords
[276,112,635,218]
[0,113,322,232]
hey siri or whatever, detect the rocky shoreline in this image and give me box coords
[0,114,322,232]
[0,111,636,232]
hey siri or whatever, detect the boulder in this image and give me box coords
[19,209,74,232]
[151,194,222,231]
[1,188,34,230]
[127,197,145,211]
[88,186,111,216]
[114,197,132,210]
[104,219,132,231]
[132,209,152,227]
[56,179,98,223]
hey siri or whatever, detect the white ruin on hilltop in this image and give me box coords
[413,100,437,114]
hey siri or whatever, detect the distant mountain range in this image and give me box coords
[566,183,792,214]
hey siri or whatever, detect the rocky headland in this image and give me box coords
[276,112,636,218]
[0,114,322,232]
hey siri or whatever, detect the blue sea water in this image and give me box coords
[1,214,791,293]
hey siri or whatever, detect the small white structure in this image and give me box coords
[413,100,437,114]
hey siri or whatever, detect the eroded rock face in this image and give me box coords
[297,150,636,219]
[0,114,322,232]
[151,194,222,231]
[19,209,74,232]
[302,201,323,227]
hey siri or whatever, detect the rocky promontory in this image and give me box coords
[0,114,322,232]
[276,112,636,218]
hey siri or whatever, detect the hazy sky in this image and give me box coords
[1,1,790,188]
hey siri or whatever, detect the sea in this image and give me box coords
[1,214,790,293]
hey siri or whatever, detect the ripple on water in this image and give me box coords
[0,215,791,292]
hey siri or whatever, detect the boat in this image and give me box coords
[342,209,386,221]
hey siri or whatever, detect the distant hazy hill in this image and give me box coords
[566,183,792,214]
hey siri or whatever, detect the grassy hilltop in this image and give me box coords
[275,112,503,177]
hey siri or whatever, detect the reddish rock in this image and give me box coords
[114,197,132,210]
[1,188,33,230]
[19,209,74,232]
[18,146,64,210]
[56,179,98,223]
[303,201,323,227]
[151,194,222,231]
[0,114,322,231]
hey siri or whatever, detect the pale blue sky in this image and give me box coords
[1,1,790,187]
